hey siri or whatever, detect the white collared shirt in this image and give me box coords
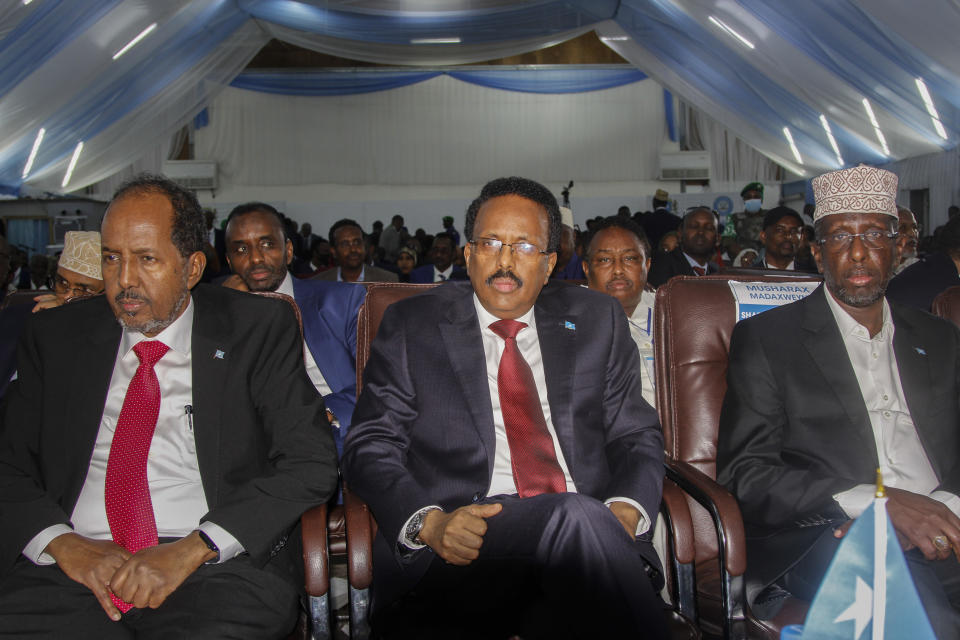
[276,272,332,398]
[25,297,243,564]
[682,252,709,272]
[336,266,365,282]
[825,293,960,518]
[433,265,453,282]
[763,258,795,271]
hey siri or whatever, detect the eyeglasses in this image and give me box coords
[470,237,547,259]
[819,230,898,250]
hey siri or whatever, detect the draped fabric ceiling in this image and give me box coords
[2,0,958,196]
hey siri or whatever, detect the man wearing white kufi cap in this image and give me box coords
[32,231,104,312]
[717,165,960,635]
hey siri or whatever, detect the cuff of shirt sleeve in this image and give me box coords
[605,497,651,536]
[198,521,244,563]
[24,524,74,565]
[832,484,876,519]
[398,506,443,550]
[931,491,960,520]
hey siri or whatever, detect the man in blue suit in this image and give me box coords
[223,203,364,453]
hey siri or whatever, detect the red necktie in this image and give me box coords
[104,340,169,612]
[489,319,567,497]
[692,265,706,276]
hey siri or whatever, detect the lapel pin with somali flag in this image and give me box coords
[563,321,576,331]
[781,470,935,640]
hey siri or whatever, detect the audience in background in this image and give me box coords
[648,206,720,287]
[441,215,460,246]
[723,181,766,257]
[895,206,920,273]
[409,232,466,283]
[886,213,960,311]
[753,206,808,271]
[550,207,585,280]
[379,214,404,264]
[315,219,397,283]
[639,188,680,250]
[396,246,417,282]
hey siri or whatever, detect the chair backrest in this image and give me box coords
[356,282,440,391]
[654,274,822,478]
[250,291,303,336]
[931,285,960,329]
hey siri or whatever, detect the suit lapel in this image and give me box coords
[190,289,231,504]
[800,288,879,461]
[891,306,941,477]
[65,300,122,500]
[438,290,497,480]
[534,295,579,480]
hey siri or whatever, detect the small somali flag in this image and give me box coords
[801,496,935,639]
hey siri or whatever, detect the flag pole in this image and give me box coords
[872,468,887,640]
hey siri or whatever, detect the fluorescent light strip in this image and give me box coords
[21,127,45,180]
[23,0,34,5]
[861,98,890,156]
[819,114,844,167]
[600,36,630,42]
[708,16,755,50]
[782,127,803,165]
[915,77,948,140]
[409,37,461,44]
[61,141,84,189]
[112,23,157,60]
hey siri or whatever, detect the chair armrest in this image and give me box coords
[343,484,376,590]
[301,503,329,598]
[664,460,746,577]
[661,478,696,565]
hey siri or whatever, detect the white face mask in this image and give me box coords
[744,199,762,213]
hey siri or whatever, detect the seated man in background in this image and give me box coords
[0,174,338,638]
[222,201,365,453]
[33,230,104,312]
[648,205,720,287]
[753,206,805,271]
[344,176,666,639]
[409,232,467,283]
[894,206,920,274]
[314,219,398,283]
[583,216,657,407]
[886,213,960,311]
[717,166,960,636]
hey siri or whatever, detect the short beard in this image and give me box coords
[115,272,191,335]
[823,270,891,308]
[244,268,285,292]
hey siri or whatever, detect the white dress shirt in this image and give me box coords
[336,266,365,282]
[276,272,332,398]
[627,290,657,408]
[24,297,243,564]
[826,293,960,519]
[432,265,453,282]
[682,252,709,272]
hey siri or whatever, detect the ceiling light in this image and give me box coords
[112,23,157,60]
[61,141,84,189]
[708,16,754,50]
[915,77,948,140]
[782,127,802,165]
[861,98,890,156]
[600,36,630,42]
[410,37,461,45]
[22,0,34,5]
[21,127,45,180]
[819,115,844,167]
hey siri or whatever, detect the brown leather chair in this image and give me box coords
[252,291,333,640]
[344,282,700,639]
[654,274,822,639]
[932,285,960,328]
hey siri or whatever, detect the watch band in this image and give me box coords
[196,529,220,563]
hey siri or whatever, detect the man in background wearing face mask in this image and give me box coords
[722,182,766,258]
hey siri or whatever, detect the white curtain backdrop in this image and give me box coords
[195,75,668,188]
[683,103,781,184]
[882,147,960,228]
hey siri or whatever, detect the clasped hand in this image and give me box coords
[45,531,216,621]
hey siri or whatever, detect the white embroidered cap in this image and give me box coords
[59,231,102,280]
[812,165,898,221]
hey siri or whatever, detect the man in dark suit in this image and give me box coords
[222,202,365,453]
[886,213,960,312]
[0,175,338,638]
[314,219,398,283]
[648,205,720,288]
[408,232,467,283]
[717,166,960,636]
[343,177,666,639]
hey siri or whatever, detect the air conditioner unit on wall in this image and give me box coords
[161,161,218,190]
[659,151,711,181]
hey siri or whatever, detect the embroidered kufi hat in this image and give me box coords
[812,166,898,221]
[59,231,102,280]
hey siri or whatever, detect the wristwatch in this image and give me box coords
[196,529,220,563]
[403,507,440,547]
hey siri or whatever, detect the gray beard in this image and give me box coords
[823,271,890,308]
[116,285,190,335]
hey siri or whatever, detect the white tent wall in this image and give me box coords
[881,147,960,229]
